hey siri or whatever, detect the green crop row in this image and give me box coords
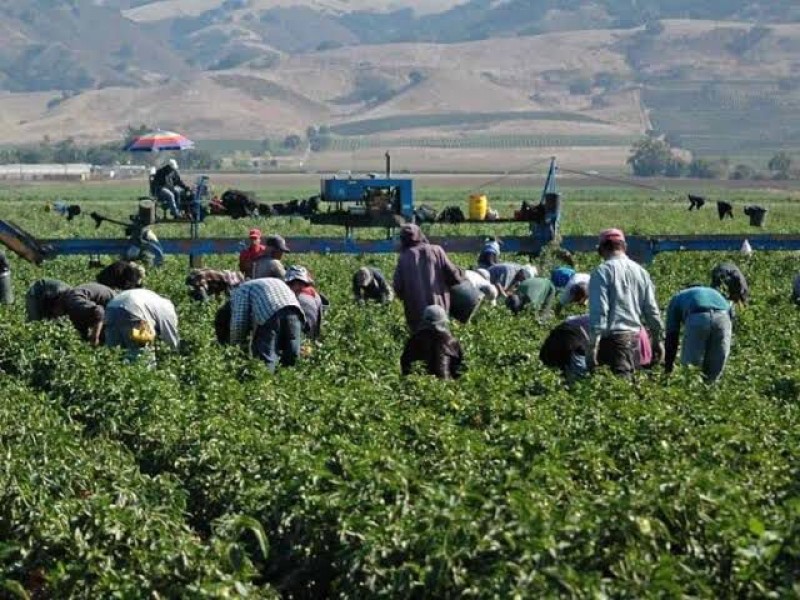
[326,134,636,152]
[0,247,798,596]
[0,371,275,598]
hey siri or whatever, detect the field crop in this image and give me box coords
[0,183,799,597]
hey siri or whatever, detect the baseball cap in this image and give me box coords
[248,228,262,240]
[598,228,626,244]
[265,234,290,252]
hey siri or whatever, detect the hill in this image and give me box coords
[1,2,800,168]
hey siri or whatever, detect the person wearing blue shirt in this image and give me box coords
[664,286,733,382]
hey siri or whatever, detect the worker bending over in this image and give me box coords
[251,235,290,280]
[25,279,71,321]
[285,266,327,341]
[664,285,733,382]
[224,278,305,372]
[104,288,179,362]
[401,305,464,380]
[506,275,556,319]
[54,283,116,345]
[464,268,498,306]
[186,269,244,301]
[353,267,393,304]
[711,262,749,305]
[488,263,537,297]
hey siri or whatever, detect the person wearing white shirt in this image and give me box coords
[588,228,663,377]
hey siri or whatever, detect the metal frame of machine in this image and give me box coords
[0,155,794,266]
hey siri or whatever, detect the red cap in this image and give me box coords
[599,228,626,244]
[249,228,262,240]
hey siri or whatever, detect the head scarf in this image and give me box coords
[400,224,427,248]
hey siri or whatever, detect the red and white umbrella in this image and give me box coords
[124,129,194,152]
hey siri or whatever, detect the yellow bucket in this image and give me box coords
[469,194,488,221]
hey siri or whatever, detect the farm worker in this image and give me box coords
[539,315,591,382]
[53,283,116,345]
[352,266,394,304]
[285,265,328,341]
[393,224,464,332]
[464,268,498,306]
[401,305,464,380]
[506,276,557,318]
[226,278,305,372]
[550,266,576,290]
[152,159,187,218]
[186,269,244,301]
[239,229,266,277]
[251,234,290,280]
[0,250,12,305]
[711,262,749,305]
[588,228,664,377]
[96,260,145,290]
[25,279,71,321]
[664,286,733,382]
[488,263,537,297]
[558,272,591,311]
[541,314,653,381]
[477,239,500,270]
[104,288,179,362]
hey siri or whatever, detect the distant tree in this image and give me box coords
[282,134,303,151]
[768,151,792,179]
[627,137,672,177]
[663,157,686,178]
[688,158,721,179]
[123,124,151,148]
[730,164,756,180]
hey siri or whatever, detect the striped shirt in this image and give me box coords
[186,269,244,294]
[229,279,303,345]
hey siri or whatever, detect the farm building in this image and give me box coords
[0,163,92,181]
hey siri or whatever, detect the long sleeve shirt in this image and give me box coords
[401,328,463,379]
[464,270,498,304]
[665,287,731,335]
[588,255,663,348]
[393,243,464,331]
[106,289,180,350]
[488,263,523,290]
[353,268,393,303]
[559,273,590,306]
[61,283,116,333]
[229,279,303,345]
[517,277,556,312]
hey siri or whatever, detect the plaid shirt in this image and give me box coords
[229,278,303,345]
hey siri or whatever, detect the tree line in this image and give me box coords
[628,137,794,180]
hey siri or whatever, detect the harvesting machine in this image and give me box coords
[0,154,796,266]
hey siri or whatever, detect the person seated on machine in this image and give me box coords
[152,159,188,218]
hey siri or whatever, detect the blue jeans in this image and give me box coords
[565,352,588,383]
[681,310,732,382]
[157,187,181,217]
[251,307,303,373]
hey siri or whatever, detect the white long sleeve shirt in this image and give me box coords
[106,288,180,350]
[465,270,498,305]
[588,255,663,347]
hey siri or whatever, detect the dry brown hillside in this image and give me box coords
[1,18,799,167]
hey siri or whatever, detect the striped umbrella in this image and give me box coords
[124,129,194,152]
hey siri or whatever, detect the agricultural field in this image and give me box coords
[1,179,799,597]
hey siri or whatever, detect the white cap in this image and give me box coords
[168,159,178,170]
[740,239,753,256]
